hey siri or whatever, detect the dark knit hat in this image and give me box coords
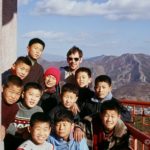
[44,67,60,85]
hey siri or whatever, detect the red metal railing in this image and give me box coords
[120,99,150,150]
[125,123,150,150]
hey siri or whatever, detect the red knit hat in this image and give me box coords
[44,67,60,85]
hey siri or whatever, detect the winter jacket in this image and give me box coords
[48,134,89,150]
[80,94,131,122]
[83,114,131,150]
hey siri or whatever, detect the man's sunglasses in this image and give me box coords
[68,57,80,61]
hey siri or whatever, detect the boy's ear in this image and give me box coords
[109,85,112,91]
[94,86,96,91]
[27,46,30,53]
[11,63,16,70]
[75,96,78,102]
[22,91,25,98]
[1,84,4,92]
[27,126,31,133]
[88,77,92,84]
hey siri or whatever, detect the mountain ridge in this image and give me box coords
[39,53,150,101]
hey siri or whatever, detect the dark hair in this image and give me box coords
[4,75,23,88]
[61,83,78,96]
[54,109,74,124]
[95,75,112,87]
[30,112,51,127]
[100,99,121,114]
[67,46,83,58]
[24,82,43,93]
[15,56,32,67]
[75,67,92,78]
[28,38,45,49]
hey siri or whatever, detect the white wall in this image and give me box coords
[0,1,17,149]
[0,0,17,73]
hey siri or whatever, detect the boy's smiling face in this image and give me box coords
[76,72,91,88]
[22,88,42,108]
[12,62,31,80]
[61,91,78,109]
[3,84,22,104]
[101,110,120,131]
[29,121,51,145]
[44,75,57,88]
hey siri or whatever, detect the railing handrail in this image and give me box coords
[125,122,150,147]
[120,99,150,106]
[120,99,150,149]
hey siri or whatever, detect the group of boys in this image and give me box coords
[1,38,131,150]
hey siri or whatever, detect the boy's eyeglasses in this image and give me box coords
[68,57,80,61]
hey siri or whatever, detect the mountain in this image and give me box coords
[39,53,150,101]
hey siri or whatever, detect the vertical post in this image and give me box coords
[1,0,17,73]
[0,0,17,149]
[0,0,3,149]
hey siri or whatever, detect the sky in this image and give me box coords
[18,0,150,59]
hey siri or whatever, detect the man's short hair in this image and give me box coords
[28,38,45,49]
[95,75,112,87]
[67,46,83,58]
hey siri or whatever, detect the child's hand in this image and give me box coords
[73,127,84,142]
[70,103,80,115]
[0,125,6,141]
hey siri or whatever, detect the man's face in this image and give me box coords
[55,120,74,141]
[67,52,82,71]
[101,110,120,131]
[28,43,44,60]
[3,84,22,104]
[29,121,51,145]
[95,82,112,100]
[12,62,31,80]
[22,88,42,108]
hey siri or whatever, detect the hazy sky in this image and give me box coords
[18,0,150,58]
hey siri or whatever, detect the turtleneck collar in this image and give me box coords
[101,92,112,103]
[27,55,36,66]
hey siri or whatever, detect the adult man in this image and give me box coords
[60,46,83,87]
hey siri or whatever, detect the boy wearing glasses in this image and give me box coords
[60,46,83,87]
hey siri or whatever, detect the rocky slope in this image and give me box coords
[39,53,150,101]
